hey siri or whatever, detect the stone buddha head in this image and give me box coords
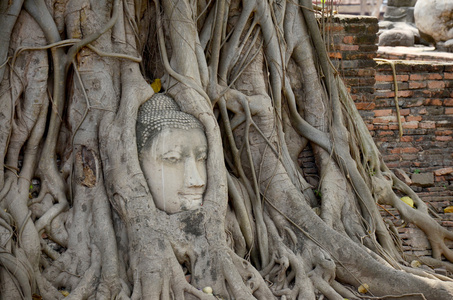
[136,94,207,214]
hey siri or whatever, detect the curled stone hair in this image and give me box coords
[136,93,204,154]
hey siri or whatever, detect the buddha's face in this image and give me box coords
[140,127,208,214]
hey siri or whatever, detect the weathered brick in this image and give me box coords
[442,221,453,227]
[325,25,343,32]
[358,44,379,52]
[383,154,400,161]
[374,109,393,117]
[436,136,452,141]
[398,90,413,98]
[350,86,375,94]
[348,77,376,86]
[391,147,419,154]
[403,99,424,107]
[358,68,376,76]
[378,131,394,136]
[343,24,367,34]
[426,106,445,115]
[428,73,443,80]
[376,64,393,72]
[434,167,453,176]
[339,44,359,51]
[445,99,453,106]
[374,124,389,130]
[394,64,412,73]
[409,81,427,89]
[435,130,453,136]
[406,115,422,122]
[435,176,446,182]
[400,82,411,90]
[412,90,432,98]
[400,136,413,142]
[367,22,379,34]
[431,90,450,98]
[375,90,395,98]
[445,73,453,80]
[402,121,419,129]
[445,80,453,88]
[340,60,359,69]
[399,109,410,116]
[373,116,397,124]
[343,52,377,60]
[329,52,342,59]
[355,102,376,110]
[409,74,423,80]
[419,121,436,129]
[445,107,453,115]
[376,74,409,82]
[413,107,428,115]
[375,82,394,90]
[343,36,354,44]
[412,64,444,72]
[376,74,394,82]
[412,172,435,187]
[424,98,443,106]
[354,34,378,44]
[386,162,399,168]
[427,81,446,89]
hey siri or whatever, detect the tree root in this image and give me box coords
[373,173,453,263]
[0,248,33,299]
[3,1,453,299]
[64,245,101,300]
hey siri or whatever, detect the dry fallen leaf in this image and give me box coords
[358,283,369,294]
[151,78,161,93]
[444,206,453,213]
[400,196,414,208]
[411,260,421,268]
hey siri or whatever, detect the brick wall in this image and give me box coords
[325,14,453,200]
[377,47,453,63]
[324,15,378,104]
[323,14,453,258]
[371,61,453,256]
[371,61,453,180]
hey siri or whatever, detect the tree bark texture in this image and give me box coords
[1,0,453,299]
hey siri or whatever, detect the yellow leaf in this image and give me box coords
[444,206,453,213]
[151,78,161,93]
[61,290,69,297]
[400,196,414,208]
[358,283,369,294]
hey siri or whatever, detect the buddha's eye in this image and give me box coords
[197,152,207,161]
[165,157,180,163]
[163,152,181,163]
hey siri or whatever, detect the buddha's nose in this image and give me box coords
[184,157,205,188]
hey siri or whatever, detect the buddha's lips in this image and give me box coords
[178,192,204,200]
